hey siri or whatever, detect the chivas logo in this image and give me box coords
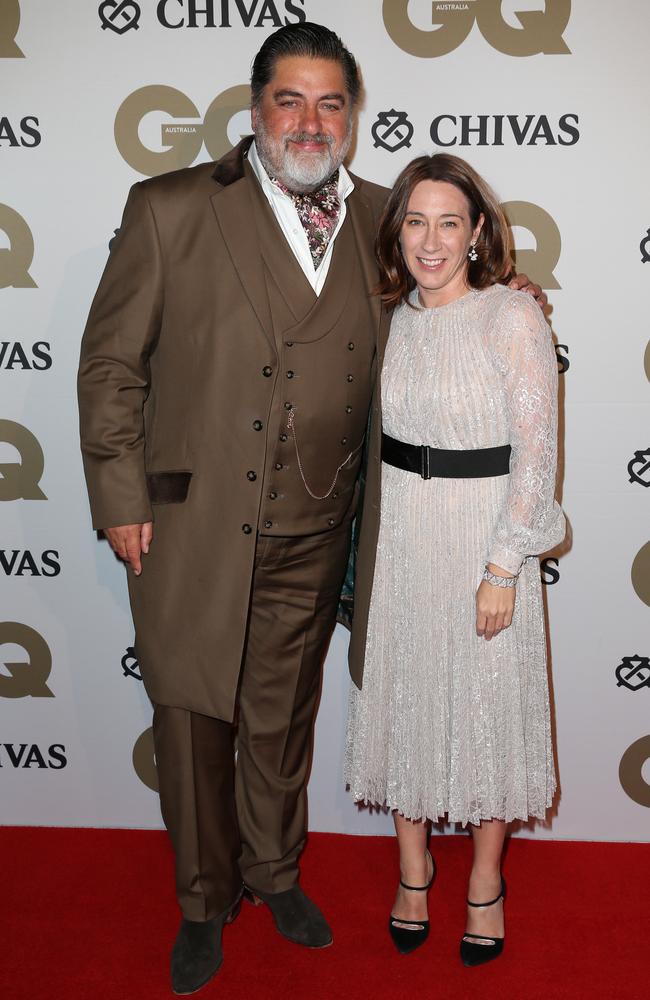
[430,113,579,147]
[0,341,51,370]
[121,645,142,681]
[616,656,650,692]
[99,1,141,34]
[0,743,66,768]
[555,344,569,374]
[0,621,54,698]
[640,229,650,264]
[384,0,571,58]
[0,420,47,501]
[115,84,251,176]
[371,110,414,152]
[156,0,307,28]
[0,116,41,147]
[1,550,60,577]
[628,449,650,487]
[540,557,559,586]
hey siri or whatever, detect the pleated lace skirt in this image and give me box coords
[344,464,556,827]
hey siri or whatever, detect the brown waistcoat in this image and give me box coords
[248,171,376,536]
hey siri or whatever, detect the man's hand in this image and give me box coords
[104,522,153,576]
[508,272,547,311]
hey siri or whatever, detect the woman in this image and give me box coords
[345,154,565,966]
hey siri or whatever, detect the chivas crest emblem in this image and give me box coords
[616,656,650,692]
[121,645,142,680]
[99,1,141,34]
[628,449,650,487]
[371,110,414,152]
[640,229,650,263]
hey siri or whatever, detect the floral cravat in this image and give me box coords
[271,170,341,269]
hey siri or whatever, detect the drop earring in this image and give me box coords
[468,242,478,262]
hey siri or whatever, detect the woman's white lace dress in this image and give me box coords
[345,284,565,825]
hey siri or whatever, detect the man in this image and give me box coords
[78,21,543,995]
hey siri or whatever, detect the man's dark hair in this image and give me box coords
[251,22,361,108]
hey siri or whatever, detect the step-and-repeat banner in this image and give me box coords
[2,1,649,840]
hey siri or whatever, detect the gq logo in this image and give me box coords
[384,0,571,58]
[620,736,650,808]
[0,622,54,698]
[133,727,159,792]
[115,84,251,177]
[632,541,650,608]
[0,0,23,57]
[0,204,36,288]
[0,420,46,500]
[504,201,561,290]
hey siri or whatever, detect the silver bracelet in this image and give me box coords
[482,567,517,588]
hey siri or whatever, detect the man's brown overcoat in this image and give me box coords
[78,139,388,720]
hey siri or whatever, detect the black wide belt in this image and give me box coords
[381,433,511,480]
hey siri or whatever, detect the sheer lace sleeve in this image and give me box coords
[486,291,566,575]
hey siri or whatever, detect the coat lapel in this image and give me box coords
[209,172,275,355]
[245,162,317,323]
[346,181,382,343]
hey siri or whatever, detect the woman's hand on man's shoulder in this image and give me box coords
[507,272,547,311]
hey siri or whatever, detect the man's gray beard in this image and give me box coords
[254,115,352,193]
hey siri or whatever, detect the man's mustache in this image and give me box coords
[284,132,334,148]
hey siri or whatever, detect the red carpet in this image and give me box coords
[4,827,647,999]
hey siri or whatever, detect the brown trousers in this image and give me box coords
[152,524,351,921]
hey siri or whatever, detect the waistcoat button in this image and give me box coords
[345,405,352,413]
[262,365,273,377]
[242,524,252,534]
[246,471,257,481]
[348,342,354,350]
[264,520,273,529]
[286,341,294,347]
[341,437,348,445]
[275,462,283,470]
[286,370,294,379]
[252,420,263,431]
[328,518,335,526]
[347,374,354,382]
[280,433,288,442]
[284,402,293,410]
[269,491,277,500]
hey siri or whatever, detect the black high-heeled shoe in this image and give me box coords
[388,849,436,955]
[460,877,506,967]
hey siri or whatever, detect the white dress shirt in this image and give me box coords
[247,140,355,296]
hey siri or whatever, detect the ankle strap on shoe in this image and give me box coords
[399,851,436,892]
[466,877,505,908]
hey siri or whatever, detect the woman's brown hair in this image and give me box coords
[375,153,513,310]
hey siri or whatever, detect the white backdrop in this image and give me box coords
[2,1,650,842]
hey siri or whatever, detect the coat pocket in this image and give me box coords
[146,471,192,505]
